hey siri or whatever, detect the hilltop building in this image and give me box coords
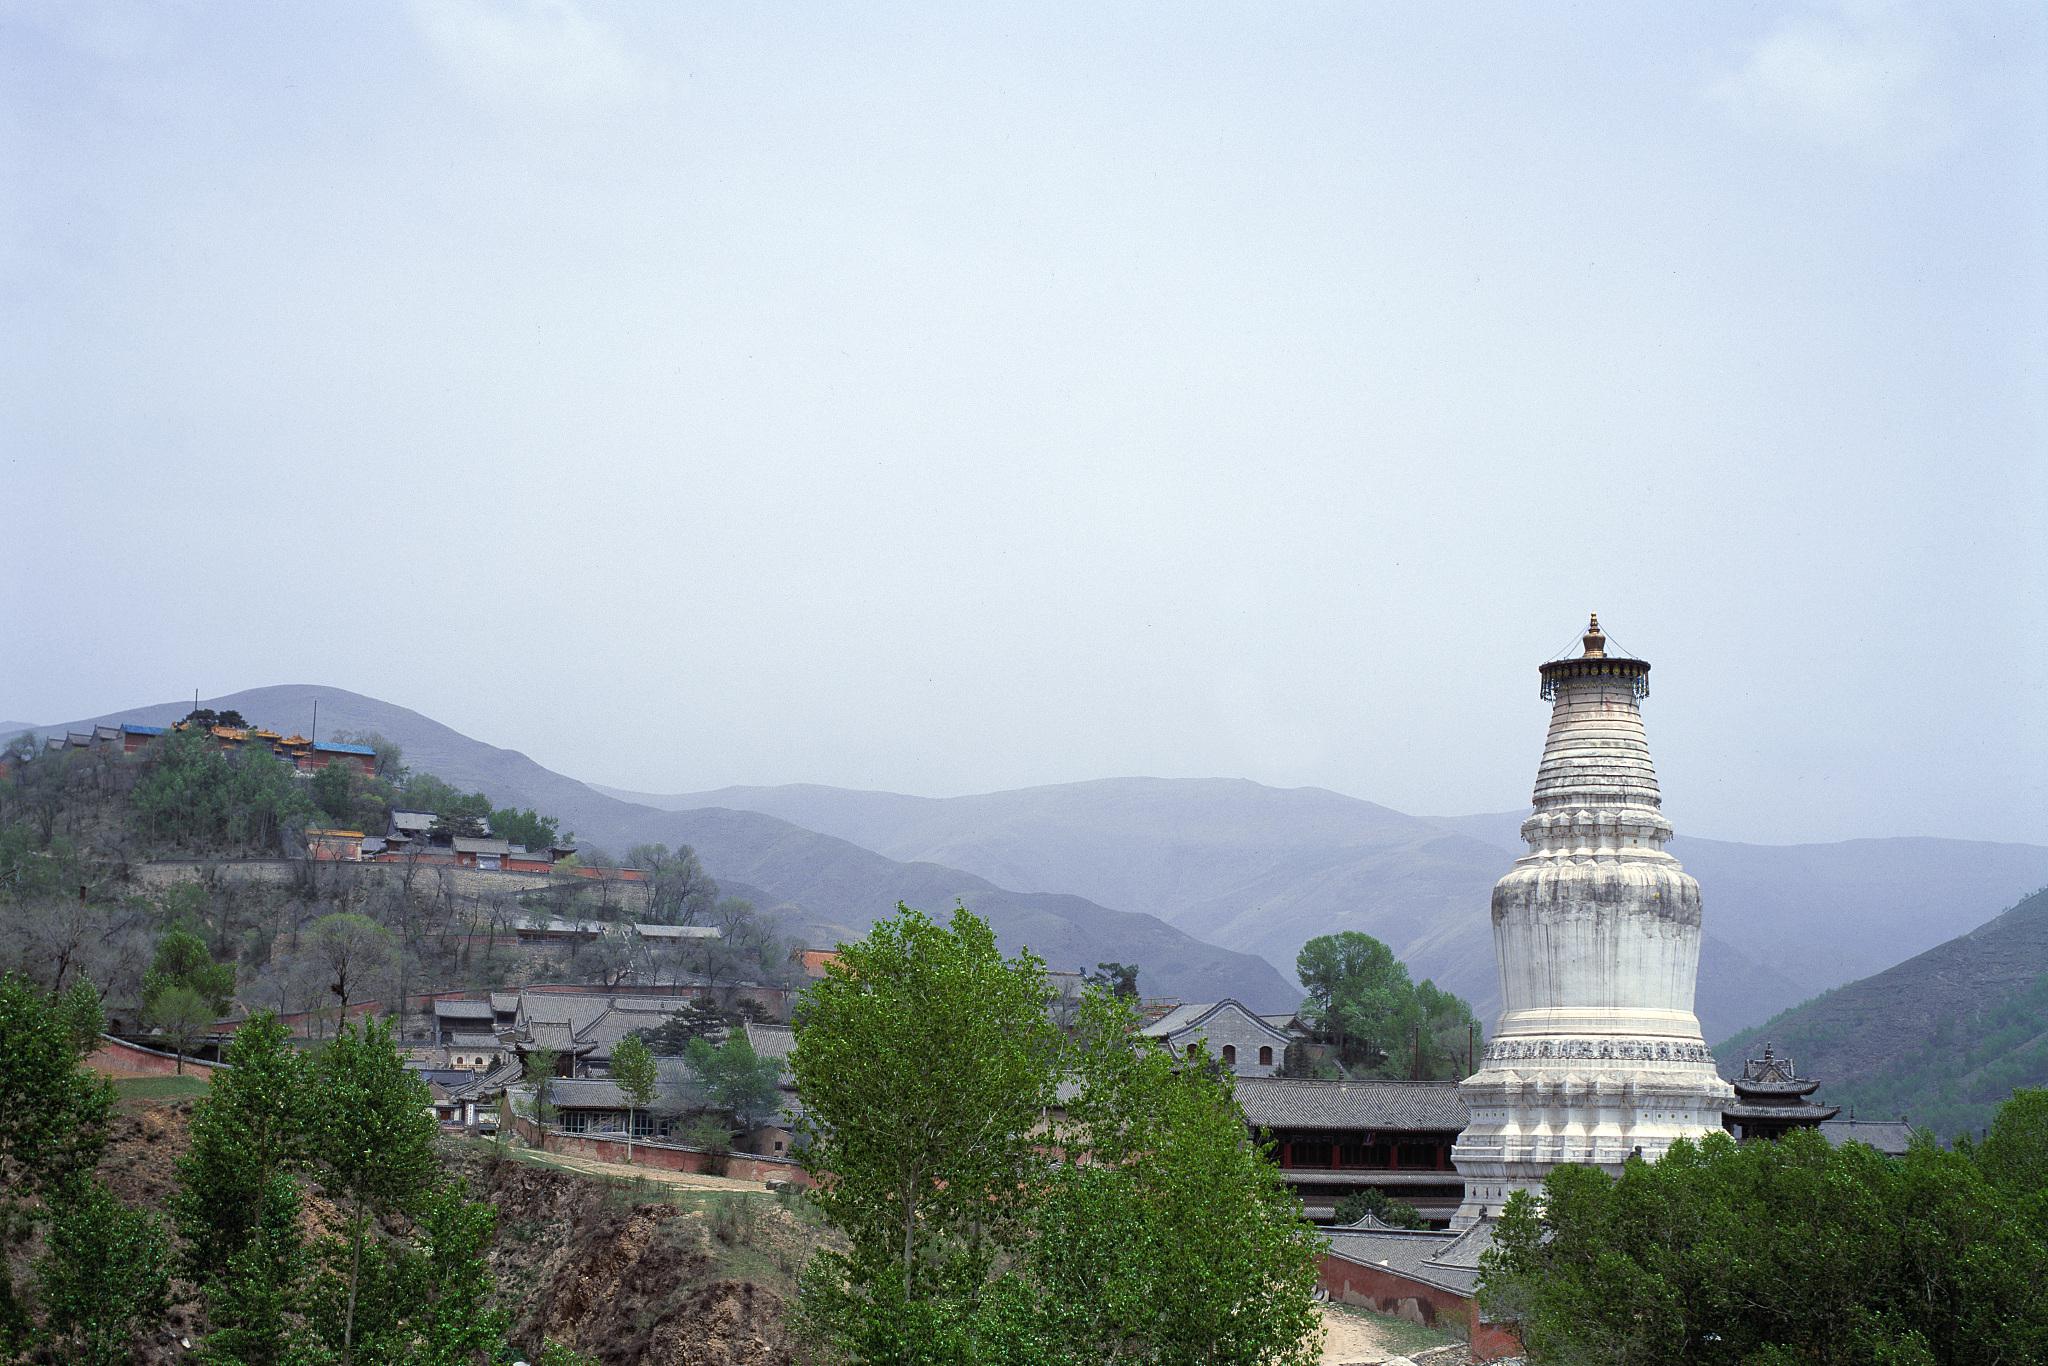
[1451,616,1733,1227]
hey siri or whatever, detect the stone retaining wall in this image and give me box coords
[508,1112,816,1188]
[127,857,652,909]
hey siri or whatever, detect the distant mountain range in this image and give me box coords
[20,688,2048,1041]
[1719,887,2048,1139]
[9,689,1300,1010]
[600,779,2048,1042]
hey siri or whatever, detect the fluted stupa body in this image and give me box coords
[1450,618,1731,1229]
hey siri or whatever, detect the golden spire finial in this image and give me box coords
[1582,613,1606,658]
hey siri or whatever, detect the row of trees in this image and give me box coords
[0,971,595,1364]
[788,903,1326,1366]
[1480,1096,2048,1364]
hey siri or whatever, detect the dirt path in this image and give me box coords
[515,1147,773,1193]
[1319,1303,1418,1364]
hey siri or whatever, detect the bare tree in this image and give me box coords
[307,912,396,1024]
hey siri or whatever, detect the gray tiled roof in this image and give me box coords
[445,1032,503,1048]
[1325,1227,1479,1296]
[434,999,496,1020]
[520,994,615,1036]
[389,810,437,833]
[551,1057,702,1112]
[549,1078,631,1110]
[1139,999,1295,1043]
[745,1022,796,1064]
[488,993,520,1014]
[574,1006,675,1057]
[1233,1076,1467,1131]
[523,1022,581,1051]
[1139,1003,1211,1035]
[452,836,512,855]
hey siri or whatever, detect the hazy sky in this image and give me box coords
[3,1,2042,846]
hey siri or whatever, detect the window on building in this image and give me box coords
[1221,1045,1237,1065]
[1185,1043,1200,1059]
[1259,1045,1273,1066]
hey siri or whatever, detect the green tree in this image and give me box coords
[144,926,239,1016]
[489,805,560,851]
[791,903,1063,1364]
[1975,1086,2048,1195]
[522,1046,560,1148]
[132,728,314,852]
[1480,1122,2048,1365]
[633,1000,733,1053]
[406,1181,512,1366]
[0,975,112,1349]
[147,982,216,1073]
[982,989,1324,1366]
[685,1032,784,1137]
[1295,931,1478,1079]
[310,762,356,826]
[1296,931,1412,1073]
[610,1033,658,1164]
[35,1177,172,1366]
[1086,961,1140,999]
[308,1017,441,1366]
[174,1012,309,1285]
[194,1174,310,1366]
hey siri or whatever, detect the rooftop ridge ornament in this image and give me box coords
[1538,610,1650,699]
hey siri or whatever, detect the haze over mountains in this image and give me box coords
[20,685,2048,1040]
[606,780,2048,1043]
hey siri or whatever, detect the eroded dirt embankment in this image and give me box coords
[35,1100,818,1366]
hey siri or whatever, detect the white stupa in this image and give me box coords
[1450,616,1732,1228]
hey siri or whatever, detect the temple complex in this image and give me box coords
[1450,616,1733,1227]
[1721,1044,1840,1142]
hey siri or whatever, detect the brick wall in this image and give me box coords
[88,1035,223,1079]
[1318,1252,1522,1362]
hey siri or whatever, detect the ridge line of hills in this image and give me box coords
[17,685,2048,1040]
[591,778,2048,1041]
[8,686,1300,1010]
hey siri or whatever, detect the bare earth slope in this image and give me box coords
[607,779,2048,1040]
[18,689,1299,1009]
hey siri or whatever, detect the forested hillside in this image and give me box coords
[11,688,1301,1008]
[1719,886,2048,1139]
[0,719,785,1032]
